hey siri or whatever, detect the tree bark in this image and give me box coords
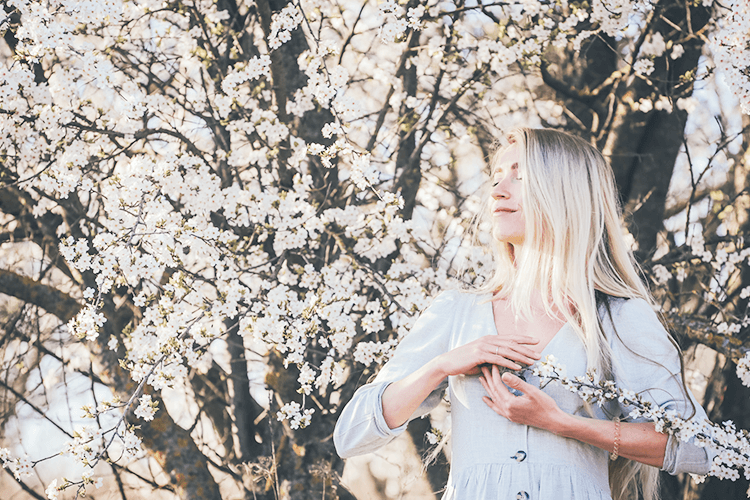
[601,0,711,260]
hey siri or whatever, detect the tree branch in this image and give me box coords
[0,379,74,438]
[667,313,748,362]
[2,467,47,500]
[0,269,80,323]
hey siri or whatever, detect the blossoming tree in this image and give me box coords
[0,0,748,499]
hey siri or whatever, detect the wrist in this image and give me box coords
[549,410,579,437]
[428,354,450,380]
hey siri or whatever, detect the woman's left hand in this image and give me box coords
[479,364,566,433]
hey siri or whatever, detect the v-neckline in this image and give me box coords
[486,295,569,357]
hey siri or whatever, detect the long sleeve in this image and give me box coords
[334,290,459,458]
[604,298,715,475]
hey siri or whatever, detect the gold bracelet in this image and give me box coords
[610,416,621,460]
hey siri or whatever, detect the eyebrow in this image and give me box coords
[492,162,519,175]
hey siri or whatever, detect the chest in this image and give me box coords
[491,299,568,355]
[449,299,593,416]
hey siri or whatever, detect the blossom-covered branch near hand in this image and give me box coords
[533,355,750,493]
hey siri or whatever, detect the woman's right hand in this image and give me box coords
[436,335,541,377]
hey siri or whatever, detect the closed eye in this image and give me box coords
[493,163,523,184]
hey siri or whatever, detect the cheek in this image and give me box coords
[512,182,524,201]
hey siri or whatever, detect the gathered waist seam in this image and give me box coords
[449,461,611,495]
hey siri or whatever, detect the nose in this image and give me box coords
[492,176,510,200]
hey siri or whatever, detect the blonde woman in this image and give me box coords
[334,128,713,500]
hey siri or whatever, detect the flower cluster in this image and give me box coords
[63,426,103,467]
[353,339,399,367]
[0,448,33,480]
[221,56,272,100]
[710,0,750,114]
[276,401,315,430]
[737,353,750,388]
[66,304,107,341]
[268,3,304,50]
[134,394,159,421]
[80,397,122,419]
[377,0,408,43]
[45,479,61,500]
[119,429,143,461]
[425,428,442,445]
[377,0,652,82]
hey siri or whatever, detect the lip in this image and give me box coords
[493,207,518,214]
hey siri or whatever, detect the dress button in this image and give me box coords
[510,450,527,462]
[516,492,529,500]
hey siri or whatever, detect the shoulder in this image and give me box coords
[603,296,659,325]
[409,288,486,330]
[428,288,487,310]
[601,297,677,360]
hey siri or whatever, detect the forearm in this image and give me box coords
[552,413,667,468]
[382,357,447,429]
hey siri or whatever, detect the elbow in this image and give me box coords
[333,423,353,459]
[333,414,370,459]
[661,434,713,476]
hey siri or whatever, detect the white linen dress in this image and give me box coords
[334,290,713,500]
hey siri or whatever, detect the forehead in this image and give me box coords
[492,144,521,174]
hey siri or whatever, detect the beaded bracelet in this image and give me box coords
[610,416,621,460]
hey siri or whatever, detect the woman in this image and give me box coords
[334,128,712,500]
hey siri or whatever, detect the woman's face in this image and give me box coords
[491,145,525,248]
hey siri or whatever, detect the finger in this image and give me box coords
[496,346,538,365]
[501,372,534,393]
[482,395,503,414]
[491,363,505,387]
[479,374,492,397]
[490,365,513,399]
[495,358,524,370]
[480,366,496,393]
[480,376,508,413]
[488,344,536,367]
[508,336,541,345]
[505,342,542,360]
[488,348,523,370]
[488,336,540,351]
[504,350,539,366]
[487,341,540,363]
[480,367,505,402]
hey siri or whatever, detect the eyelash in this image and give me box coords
[492,175,523,186]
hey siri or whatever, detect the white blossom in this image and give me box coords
[276,401,315,430]
[268,4,304,50]
[46,479,59,500]
[633,59,655,76]
[134,394,158,421]
[737,353,750,388]
[652,264,672,284]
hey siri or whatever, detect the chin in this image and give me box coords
[492,230,524,246]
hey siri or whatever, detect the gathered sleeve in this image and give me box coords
[604,298,715,475]
[334,290,458,458]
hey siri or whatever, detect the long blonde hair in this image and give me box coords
[474,127,663,500]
